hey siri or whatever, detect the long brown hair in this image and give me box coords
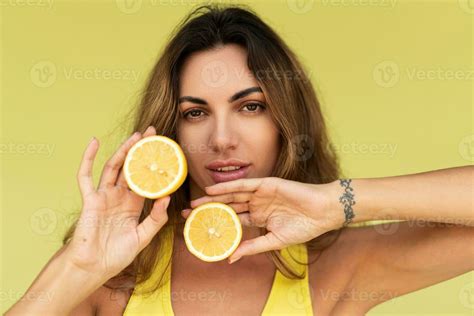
[63,3,344,294]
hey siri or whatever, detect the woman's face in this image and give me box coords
[177,44,280,198]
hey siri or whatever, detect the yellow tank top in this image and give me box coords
[124,228,313,315]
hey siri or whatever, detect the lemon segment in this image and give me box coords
[184,202,242,262]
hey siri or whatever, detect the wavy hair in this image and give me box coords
[63,3,344,294]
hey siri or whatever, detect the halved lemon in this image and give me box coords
[124,135,187,199]
[184,202,242,262]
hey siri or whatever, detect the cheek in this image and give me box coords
[177,124,208,175]
[244,119,280,176]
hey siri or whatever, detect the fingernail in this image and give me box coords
[228,256,241,264]
[90,136,96,143]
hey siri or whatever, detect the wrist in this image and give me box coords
[6,248,105,315]
[323,178,374,229]
[323,180,348,228]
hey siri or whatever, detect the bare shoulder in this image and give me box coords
[68,283,134,316]
[307,225,380,315]
[68,276,135,316]
[95,276,136,316]
[314,221,474,314]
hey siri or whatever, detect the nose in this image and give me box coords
[208,112,238,153]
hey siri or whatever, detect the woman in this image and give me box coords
[6,4,473,316]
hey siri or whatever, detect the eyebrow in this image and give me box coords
[178,86,263,105]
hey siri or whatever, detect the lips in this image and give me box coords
[206,158,250,170]
[208,165,251,184]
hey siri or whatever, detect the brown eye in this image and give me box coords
[242,103,265,113]
[184,109,204,119]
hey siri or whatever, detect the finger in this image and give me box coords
[181,208,192,219]
[228,232,285,264]
[237,212,253,227]
[190,192,252,208]
[181,201,249,219]
[205,178,264,195]
[136,195,170,252]
[228,202,249,213]
[77,137,99,197]
[181,206,254,228]
[116,126,157,188]
[98,132,142,189]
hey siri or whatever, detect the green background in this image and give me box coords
[1,0,473,314]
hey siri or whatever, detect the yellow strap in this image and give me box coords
[125,235,313,315]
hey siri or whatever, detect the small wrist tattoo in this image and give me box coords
[339,179,356,227]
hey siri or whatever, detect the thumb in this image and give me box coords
[228,232,284,264]
[136,196,171,252]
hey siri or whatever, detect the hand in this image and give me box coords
[64,126,170,282]
[181,177,341,263]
